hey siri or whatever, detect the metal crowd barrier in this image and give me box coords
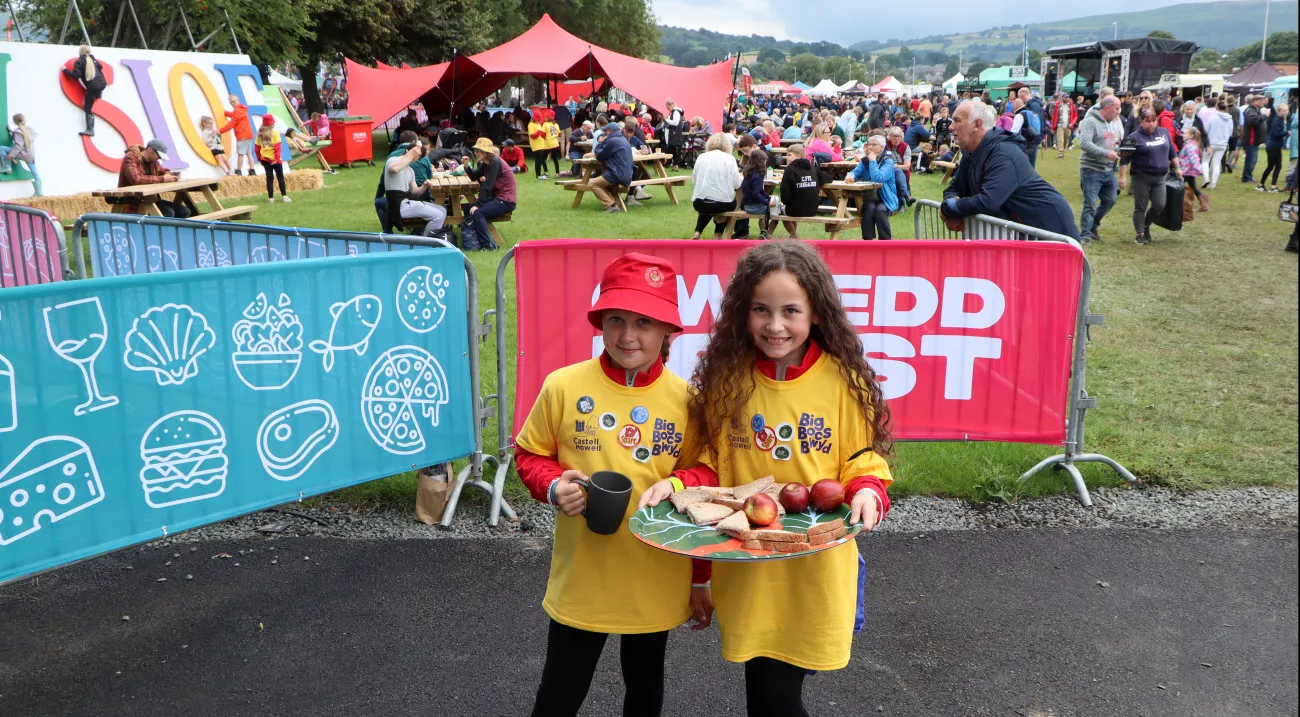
[0,201,70,288]
[913,198,1135,505]
[65,213,515,526]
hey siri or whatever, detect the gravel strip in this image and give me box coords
[149,487,1297,548]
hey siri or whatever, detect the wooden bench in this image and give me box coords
[192,205,258,222]
[715,211,851,240]
[931,160,958,184]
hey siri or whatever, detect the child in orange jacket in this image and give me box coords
[219,95,255,175]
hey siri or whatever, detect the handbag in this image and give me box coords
[415,462,455,525]
[1151,174,1186,232]
[1280,190,1299,223]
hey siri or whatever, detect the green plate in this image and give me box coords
[628,500,861,562]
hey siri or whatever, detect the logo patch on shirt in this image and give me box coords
[773,445,792,461]
[573,420,601,451]
[776,422,795,442]
[798,412,833,454]
[754,426,778,452]
[599,412,618,431]
[630,406,649,424]
[632,445,652,463]
[618,425,641,448]
[750,414,766,433]
[577,396,595,414]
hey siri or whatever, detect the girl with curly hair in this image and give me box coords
[640,240,894,716]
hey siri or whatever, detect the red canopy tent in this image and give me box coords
[345,14,734,130]
[547,78,607,104]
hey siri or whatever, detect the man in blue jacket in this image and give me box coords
[941,99,1080,239]
[589,123,633,213]
[904,115,932,150]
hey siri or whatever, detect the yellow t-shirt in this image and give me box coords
[256,130,281,163]
[705,351,892,671]
[515,358,696,634]
[543,121,561,150]
[527,121,547,151]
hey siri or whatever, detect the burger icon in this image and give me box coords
[139,410,229,508]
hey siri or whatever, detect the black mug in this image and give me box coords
[573,471,633,535]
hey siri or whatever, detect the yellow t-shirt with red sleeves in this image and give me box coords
[705,351,893,671]
[515,358,695,634]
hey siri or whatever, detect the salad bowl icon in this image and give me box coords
[232,293,304,391]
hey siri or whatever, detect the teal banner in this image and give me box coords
[0,250,474,584]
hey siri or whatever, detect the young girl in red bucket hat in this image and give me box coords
[515,253,717,717]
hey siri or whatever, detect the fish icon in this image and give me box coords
[308,294,383,372]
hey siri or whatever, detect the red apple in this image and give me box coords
[743,493,779,527]
[809,479,845,511]
[778,483,810,513]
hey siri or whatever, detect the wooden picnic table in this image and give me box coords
[717,173,880,240]
[93,177,255,222]
[817,160,861,181]
[930,160,958,184]
[561,152,686,212]
[779,137,807,146]
[423,174,511,247]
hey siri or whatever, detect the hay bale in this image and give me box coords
[16,169,326,223]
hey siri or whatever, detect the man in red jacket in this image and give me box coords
[219,94,256,176]
[117,139,190,217]
[1050,93,1077,158]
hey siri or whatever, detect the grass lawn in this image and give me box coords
[236,134,1297,507]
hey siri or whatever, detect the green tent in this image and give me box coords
[979,66,1044,100]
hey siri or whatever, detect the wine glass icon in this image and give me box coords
[44,297,120,416]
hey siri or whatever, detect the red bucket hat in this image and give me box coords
[261,114,276,127]
[587,253,682,332]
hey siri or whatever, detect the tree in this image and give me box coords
[1027,49,1042,68]
[1190,48,1225,71]
[1146,30,1176,40]
[966,59,992,79]
[897,46,915,66]
[1226,31,1299,66]
[516,0,660,60]
[822,56,852,85]
[757,47,786,64]
[944,55,960,78]
[790,52,823,83]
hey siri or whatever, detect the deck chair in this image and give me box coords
[267,85,334,173]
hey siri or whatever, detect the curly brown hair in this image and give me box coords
[688,241,893,463]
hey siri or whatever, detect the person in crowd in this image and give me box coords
[776,143,826,238]
[197,115,232,175]
[1258,103,1289,192]
[663,98,686,169]
[936,144,955,163]
[828,135,845,161]
[459,138,514,250]
[1179,101,1199,133]
[996,100,1018,131]
[621,120,656,204]
[396,109,421,137]
[1119,107,1182,245]
[904,114,931,150]
[1153,98,1181,151]
[62,45,106,137]
[1076,95,1124,243]
[385,136,446,238]
[283,128,316,156]
[500,139,527,174]
[690,133,742,240]
[933,105,953,148]
[638,112,656,143]
[690,116,714,136]
[739,147,774,238]
[919,95,933,125]
[1180,126,1208,211]
[1227,95,1244,174]
[1237,93,1268,184]
[486,109,508,147]
[0,113,41,196]
[781,120,804,141]
[543,109,564,176]
[762,119,782,155]
[220,95,256,176]
[848,135,898,240]
[885,126,913,205]
[554,101,573,158]
[255,115,289,203]
[118,139,189,217]
[585,123,633,213]
[941,100,1079,238]
[1009,88,1044,165]
[1051,92,1077,158]
[1287,102,1299,186]
[528,109,550,180]
[565,120,592,177]
[868,95,888,130]
[1201,99,1234,189]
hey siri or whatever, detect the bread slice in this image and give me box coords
[733,477,775,501]
[762,540,812,553]
[697,486,735,497]
[710,496,746,511]
[762,483,785,500]
[715,510,751,535]
[807,518,846,538]
[686,503,735,526]
[754,529,803,543]
[741,539,764,550]
[669,489,712,513]
[809,527,847,545]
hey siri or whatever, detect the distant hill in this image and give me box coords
[851,1,1297,60]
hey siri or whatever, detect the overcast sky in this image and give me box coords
[652,0,1253,47]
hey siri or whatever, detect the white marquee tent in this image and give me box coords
[806,79,843,96]
[871,75,903,96]
[942,72,965,94]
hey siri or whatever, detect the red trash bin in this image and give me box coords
[319,116,374,168]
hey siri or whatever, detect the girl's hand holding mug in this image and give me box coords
[554,470,589,517]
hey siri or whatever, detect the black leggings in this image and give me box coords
[693,198,736,234]
[860,199,892,239]
[530,619,669,717]
[1260,148,1283,186]
[1186,175,1202,198]
[83,87,101,116]
[745,657,809,717]
[534,148,551,175]
[261,161,286,198]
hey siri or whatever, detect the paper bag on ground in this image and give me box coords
[415,463,454,525]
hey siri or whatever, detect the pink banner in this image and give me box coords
[0,205,63,287]
[513,240,1084,445]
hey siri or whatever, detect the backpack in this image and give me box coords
[1018,109,1041,143]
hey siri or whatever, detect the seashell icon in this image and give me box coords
[123,304,217,386]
